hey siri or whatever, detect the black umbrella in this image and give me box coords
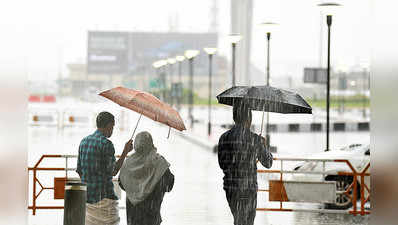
[216,85,312,114]
[217,85,312,136]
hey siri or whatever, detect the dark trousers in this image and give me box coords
[126,198,161,225]
[225,190,257,225]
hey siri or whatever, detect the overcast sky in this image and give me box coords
[1,0,372,82]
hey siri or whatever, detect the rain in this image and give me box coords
[4,0,376,225]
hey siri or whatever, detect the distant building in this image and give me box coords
[298,69,370,100]
[61,31,229,100]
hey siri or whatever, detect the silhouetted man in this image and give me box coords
[218,102,273,225]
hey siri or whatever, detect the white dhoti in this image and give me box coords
[86,198,120,225]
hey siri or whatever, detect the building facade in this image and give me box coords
[61,30,229,100]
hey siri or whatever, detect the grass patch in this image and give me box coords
[150,89,370,109]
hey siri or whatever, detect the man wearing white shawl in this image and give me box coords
[119,131,174,225]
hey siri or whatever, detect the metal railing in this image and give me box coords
[256,157,370,215]
[28,155,66,215]
[28,154,370,216]
[28,154,122,215]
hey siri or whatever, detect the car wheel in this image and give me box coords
[325,176,359,210]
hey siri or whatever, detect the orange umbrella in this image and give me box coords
[99,87,186,138]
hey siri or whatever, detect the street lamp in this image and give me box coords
[184,49,200,128]
[158,59,168,101]
[204,47,217,136]
[167,58,176,82]
[167,58,177,105]
[152,60,166,99]
[176,55,185,83]
[258,21,279,149]
[360,62,369,119]
[258,22,278,86]
[227,34,242,86]
[318,1,342,151]
[152,60,163,69]
[176,55,185,111]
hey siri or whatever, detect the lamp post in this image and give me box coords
[167,58,177,105]
[227,34,242,86]
[176,55,185,111]
[152,60,166,99]
[259,21,278,149]
[318,2,341,151]
[341,73,346,115]
[362,69,367,118]
[360,62,369,119]
[204,47,217,136]
[152,61,160,96]
[184,50,200,128]
[158,60,168,101]
[176,56,185,84]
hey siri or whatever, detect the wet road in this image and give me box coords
[28,127,369,224]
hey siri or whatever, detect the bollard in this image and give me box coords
[63,182,86,225]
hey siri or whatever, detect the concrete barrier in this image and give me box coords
[29,111,58,127]
[218,121,370,133]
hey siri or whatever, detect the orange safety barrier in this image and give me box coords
[335,160,371,216]
[28,155,65,215]
[28,95,41,102]
[29,155,370,216]
[256,157,371,215]
[28,154,122,215]
[43,95,56,103]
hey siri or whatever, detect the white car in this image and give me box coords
[291,143,370,209]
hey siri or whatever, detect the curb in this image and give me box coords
[220,122,370,133]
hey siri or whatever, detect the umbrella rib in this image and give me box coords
[130,114,142,140]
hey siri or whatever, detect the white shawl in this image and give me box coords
[119,131,170,205]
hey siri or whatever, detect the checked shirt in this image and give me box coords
[76,130,118,204]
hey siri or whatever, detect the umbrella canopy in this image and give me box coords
[216,85,312,114]
[99,87,186,131]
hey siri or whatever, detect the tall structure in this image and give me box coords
[168,13,179,32]
[319,11,324,67]
[230,0,253,86]
[209,0,219,33]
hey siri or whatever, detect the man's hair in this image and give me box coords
[233,102,252,125]
[96,111,115,128]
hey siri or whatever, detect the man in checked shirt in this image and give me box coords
[218,102,273,225]
[77,111,133,225]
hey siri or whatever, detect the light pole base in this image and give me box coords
[190,116,194,129]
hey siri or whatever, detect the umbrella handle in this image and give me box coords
[260,111,265,136]
[167,127,171,139]
[131,114,142,140]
